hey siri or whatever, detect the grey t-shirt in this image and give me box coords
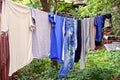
[31,9,51,59]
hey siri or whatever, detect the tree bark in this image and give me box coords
[40,0,50,12]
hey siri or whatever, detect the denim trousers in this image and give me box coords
[59,17,76,78]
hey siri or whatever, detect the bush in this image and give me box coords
[15,49,120,80]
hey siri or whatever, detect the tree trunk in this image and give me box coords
[40,0,50,12]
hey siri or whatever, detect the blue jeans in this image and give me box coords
[58,18,76,78]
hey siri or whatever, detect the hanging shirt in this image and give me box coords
[1,0,34,76]
[31,9,51,59]
[49,13,64,62]
[94,16,104,42]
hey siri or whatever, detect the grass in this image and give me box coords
[14,49,120,80]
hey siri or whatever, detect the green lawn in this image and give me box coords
[15,49,120,80]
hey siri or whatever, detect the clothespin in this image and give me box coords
[29,0,34,8]
[1,31,8,37]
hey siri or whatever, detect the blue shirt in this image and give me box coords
[94,16,104,42]
[49,13,64,62]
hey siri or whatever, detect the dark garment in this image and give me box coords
[102,13,112,20]
[74,20,82,63]
[0,35,12,80]
[94,16,104,42]
[95,41,101,46]
[94,14,112,46]
[102,13,112,26]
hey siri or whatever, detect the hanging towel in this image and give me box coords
[1,0,34,76]
[89,18,96,50]
[49,13,64,62]
[80,18,90,69]
[31,9,51,59]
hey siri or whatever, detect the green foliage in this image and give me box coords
[70,0,120,35]
[54,0,120,35]
[112,5,120,36]
[70,0,114,18]
[12,0,41,9]
[14,49,120,80]
[67,67,116,80]
[57,2,72,12]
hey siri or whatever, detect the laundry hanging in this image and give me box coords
[1,0,34,76]
[58,17,77,78]
[0,0,112,77]
[94,13,112,46]
[94,16,104,44]
[80,18,90,69]
[89,18,96,50]
[31,8,51,59]
[49,13,64,62]
[74,20,82,63]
